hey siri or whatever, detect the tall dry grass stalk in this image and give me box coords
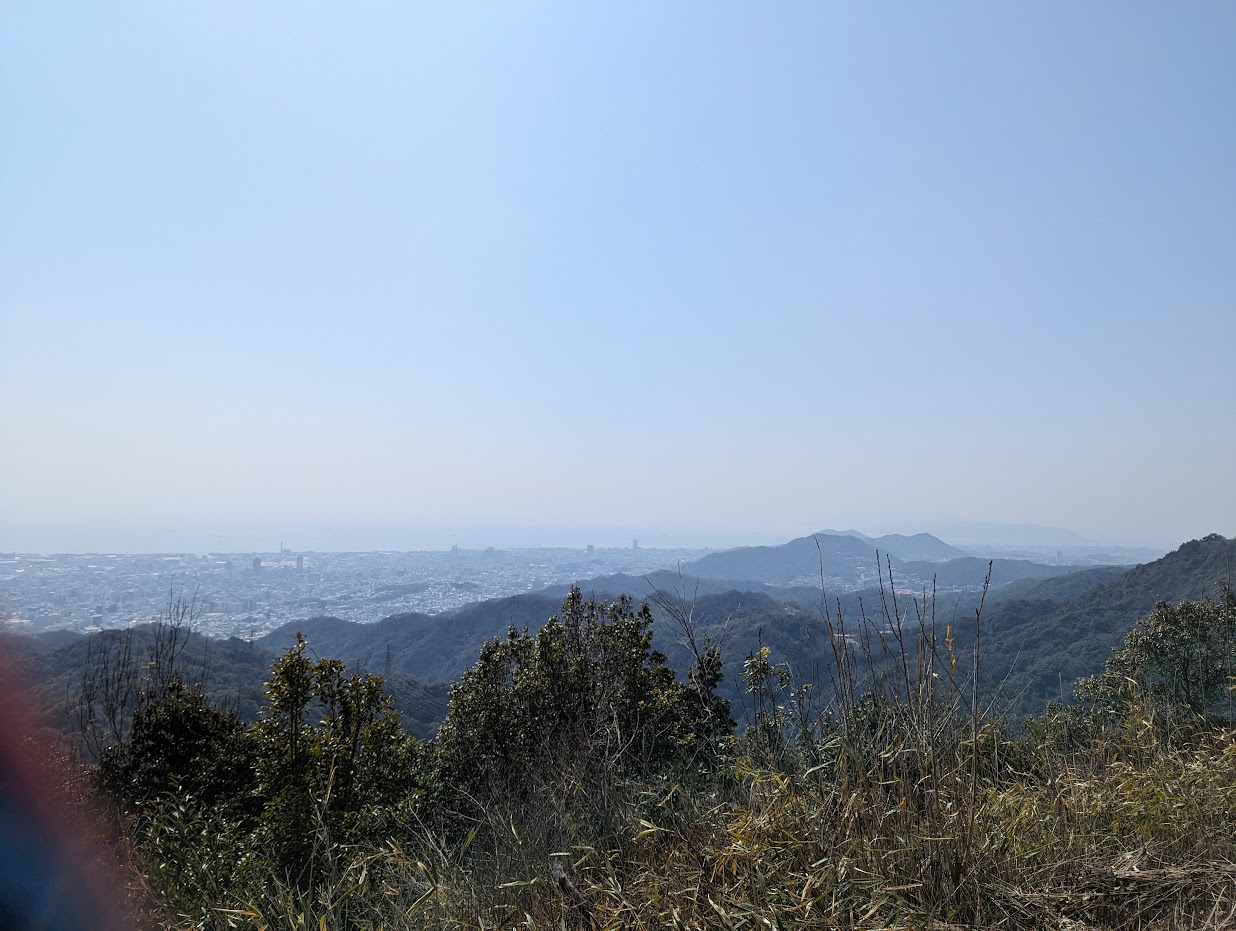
[87,556,1236,930]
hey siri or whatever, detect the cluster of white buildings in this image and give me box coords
[0,545,709,640]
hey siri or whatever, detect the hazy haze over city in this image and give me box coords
[3,3,1234,554]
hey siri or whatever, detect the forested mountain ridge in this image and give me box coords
[682,531,881,584]
[682,530,1094,589]
[973,534,1235,716]
[818,529,967,562]
[13,622,450,741]
[897,556,1087,589]
[984,565,1129,604]
[258,593,564,685]
[15,536,1232,745]
[22,537,1234,931]
[254,589,827,720]
[251,533,1235,726]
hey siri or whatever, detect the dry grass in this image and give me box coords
[198,724,1229,931]
[422,732,1236,931]
[77,569,1236,931]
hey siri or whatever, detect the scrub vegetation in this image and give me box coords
[37,546,1236,929]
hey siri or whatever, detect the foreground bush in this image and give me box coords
[83,585,1236,930]
[429,587,732,863]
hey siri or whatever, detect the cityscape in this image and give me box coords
[0,544,710,640]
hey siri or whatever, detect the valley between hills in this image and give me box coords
[5,530,1236,930]
[10,530,1231,738]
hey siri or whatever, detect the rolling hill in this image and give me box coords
[258,593,565,685]
[897,556,1089,589]
[682,532,889,585]
[17,535,1230,743]
[681,529,1091,592]
[818,529,966,562]
[14,623,450,743]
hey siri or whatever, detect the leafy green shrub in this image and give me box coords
[99,678,255,820]
[78,574,1236,930]
[1076,586,1236,734]
[430,586,733,859]
[249,633,416,887]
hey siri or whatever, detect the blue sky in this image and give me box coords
[2,2,1234,552]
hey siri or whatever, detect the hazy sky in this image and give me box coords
[3,2,1234,553]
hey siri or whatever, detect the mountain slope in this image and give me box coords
[817,529,966,562]
[18,624,450,742]
[871,533,967,562]
[258,593,564,684]
[985,566,1130,605]
[682,533,889,585]
[973,534,1235,716]
[899,557,1090,590]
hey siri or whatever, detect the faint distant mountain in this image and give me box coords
[871,533,966,562]
[928,521,1093,547]
[969,544,1165,567]
[817,529,877,544]
[817,529,967,562]
[680,529,1073,589]
[681,532,887,585]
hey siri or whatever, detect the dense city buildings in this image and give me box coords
[0,546,709,639]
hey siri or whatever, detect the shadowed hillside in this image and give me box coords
[682,530,1092,591]
[258,593,564,684]
[973,534,1235,716]
[21,537,1230,751]
[898,556,1090,589]
[17,623,449,742]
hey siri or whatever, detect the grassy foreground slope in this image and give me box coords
[254,535,1236,729]
[24,536,1233,754]
[22,538,1234,930]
